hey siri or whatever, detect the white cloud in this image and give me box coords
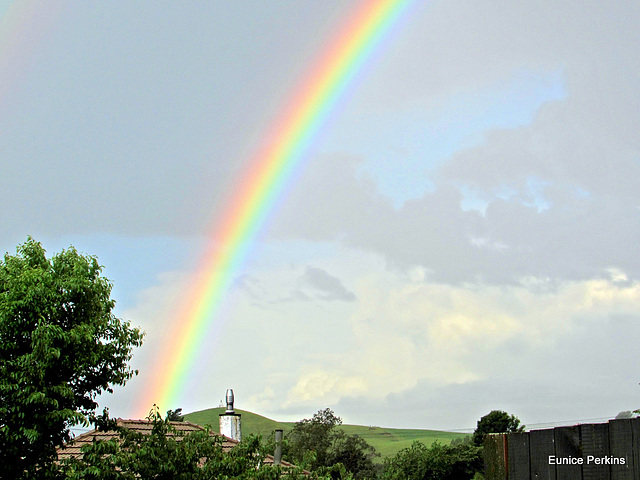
[278,267,640,413]
[99,244,640,430]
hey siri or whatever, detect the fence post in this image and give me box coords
[484,433,508,480]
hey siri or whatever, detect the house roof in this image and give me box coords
[57,418,299,469]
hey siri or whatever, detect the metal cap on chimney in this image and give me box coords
[225,389,235,414]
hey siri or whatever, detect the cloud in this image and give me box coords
[233,274,268,300]
[276,271,640,426]
[258,0,640,286]
[269,149,640,284]
[98,245,640,430]
[298,266,357,302]
[229,264,357,306]
[3,1,638,290]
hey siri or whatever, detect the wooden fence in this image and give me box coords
[484,418,640,480]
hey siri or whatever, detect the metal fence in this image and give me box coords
[484,418,640,480]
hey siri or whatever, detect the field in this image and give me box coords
[184,407,470,461]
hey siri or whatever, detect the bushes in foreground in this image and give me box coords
[381,440,483,480]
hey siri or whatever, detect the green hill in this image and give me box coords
[184,408,470,461]
[337,424,469,459]
[185,407,295,438]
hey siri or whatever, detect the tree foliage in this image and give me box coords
[167,408,185,421]
[284,408,378,479]
[472,410,525,446]
[381,440,483,480]
[61,408,332,479]
[327,431,379,479]
[286,408,343,470]
[0,238,144,478]
[615,410,636,419]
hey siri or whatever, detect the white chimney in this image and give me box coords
[219,389,241,441]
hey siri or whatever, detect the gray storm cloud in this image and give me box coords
[299,266,357,302]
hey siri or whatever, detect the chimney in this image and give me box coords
[219,389,241,441]
[274,429,283,465]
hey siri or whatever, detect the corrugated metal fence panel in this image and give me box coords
[580,422,610,480]
[609,419,634,480]
[484,433,508,480]
[507,432,530,480]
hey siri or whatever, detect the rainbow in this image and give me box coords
[140,0,415,416]
[0,2,63,109]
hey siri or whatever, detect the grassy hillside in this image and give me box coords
[338,424,469,460]
[185,407,295,438]
[184,408,470,461]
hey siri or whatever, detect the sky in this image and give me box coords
[1,0,640,432]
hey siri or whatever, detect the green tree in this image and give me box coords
[615,410,635,419]
[381,440,483,480]
[284,408,377,479]
[286,408,343,469]
[472,410,525,446]
[327,430,379,480]
[166,408,184,421]
[0,238,144,478]
[61,408,331,479]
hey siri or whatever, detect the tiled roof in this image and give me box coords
[57,418,299,469]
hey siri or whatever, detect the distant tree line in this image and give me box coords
[378,409,524,480]
[263,408,524,480]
